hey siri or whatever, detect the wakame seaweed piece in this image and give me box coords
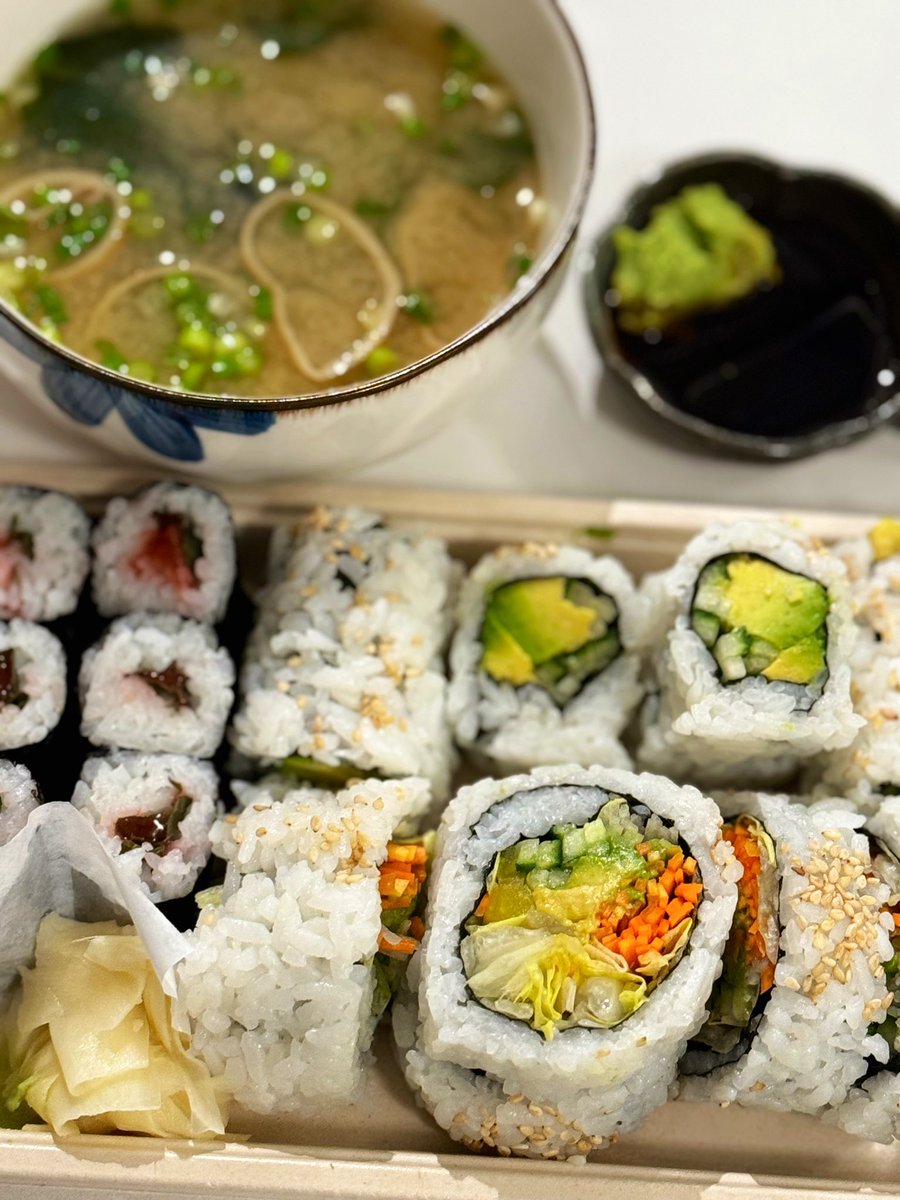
[22,26,181,158]
[249,0,369,55]
[441,123,535,191]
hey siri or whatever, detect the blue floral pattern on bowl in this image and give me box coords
[1,313,275,463]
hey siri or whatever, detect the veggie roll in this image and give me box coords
[833,518,900,662]
[71,752,220,902]
[394,971,609,1161]
[447,545,643,771]
[176,776,430,1114]
[231,506,456,796]
[809,652,900,812]
[0,620,66,751]
[415,764,738,1147]
[92,482,237,625]
[79,613,234,757]
[825,796,900,1143]
[0,760,40,846]
[638,520,861,786]
[262,505,459,669]
[680,793,891,1113]
[0,487,90,623]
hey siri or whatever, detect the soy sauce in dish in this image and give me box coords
[606,173,900,445]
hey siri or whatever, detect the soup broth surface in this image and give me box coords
[0,0,542,397]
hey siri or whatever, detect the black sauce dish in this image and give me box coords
[585,152,900,459]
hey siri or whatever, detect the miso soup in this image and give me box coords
[0,0,542,397]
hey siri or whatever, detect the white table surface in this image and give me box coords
[3,0,900,511]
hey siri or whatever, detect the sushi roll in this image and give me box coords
[71,752,220,902]
[0,760,40,845]
[262,505,459,668]
[176,776,429,1114]
[808,652,900,812]
[79,613,234,758]
[824,797,900,1143]
[833,518,900,661]
[92,482,237,624]
[638,519,861,786]
[0,486,90,623]
[411,764,739,1152]
[680,793,891,1114]
[0,620,66,752]
[447,545,643,771]
[231,505,456,796]
[393,969,611,1161]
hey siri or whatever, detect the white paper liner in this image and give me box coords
[0,803,189,1004]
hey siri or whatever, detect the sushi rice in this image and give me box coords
[0,620,67,751]
[0,759,40,845]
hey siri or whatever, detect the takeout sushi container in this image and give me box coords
[0,0,594,481]
[2,464,900,1198]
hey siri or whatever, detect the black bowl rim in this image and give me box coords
[584,149,900,460]
[0,0,596,415]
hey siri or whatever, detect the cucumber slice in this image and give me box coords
[582,815,607,848]
[744,636,778,675]
[714,627,751,681]
[693,559,732,619]
[514,838,541,869]
[691,608,720,649]
[560,826,588,862]
[534,839,562,869]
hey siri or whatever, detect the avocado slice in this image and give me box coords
[480,575,622,702]
[691,553,829,689]
[869,518,900,563]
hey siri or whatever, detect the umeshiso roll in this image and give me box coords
[176,776,431,1114]
[0,759,40,846]
[79,613,234,758]
[638,519,861,787]
[92,482,237,625]
[231,505,456,796]
[447,545,643,771]
[71,752,220,902]
[828,796,900,1143]
[411,764,738,1152]
[680,793,891,1113]
[0,619,66,753]
[0,486,90,623]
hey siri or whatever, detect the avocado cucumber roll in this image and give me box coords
[834,518,900,664]
[448,546,644,771]
[810,652,900,813]
[680,793,891,1114]
[639,520,861,788]
[415,765,738,1150]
